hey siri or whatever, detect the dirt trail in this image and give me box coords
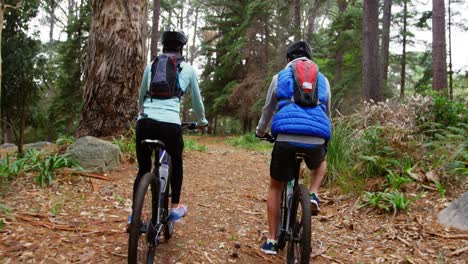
[1,136,467,263]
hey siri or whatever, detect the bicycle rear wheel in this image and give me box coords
[287,184,311,264]
[128,172,160,264]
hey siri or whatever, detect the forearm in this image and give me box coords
[190,76,208,124]
[138,66,150,112]
[325,78,332,120]
[256,75,278,135]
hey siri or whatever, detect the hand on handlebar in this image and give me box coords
[255,132,275,143]
[182,122,208,130]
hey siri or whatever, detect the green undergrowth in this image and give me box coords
[227,134,273,152]
[328,95,466,213]
[184,139,208,152]
[112,128,136,158]
[0,149,82,189]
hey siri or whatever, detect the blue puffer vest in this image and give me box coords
[271,66,331,140]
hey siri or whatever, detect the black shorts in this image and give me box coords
[270,141,327,182]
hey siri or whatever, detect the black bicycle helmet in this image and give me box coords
[286,41,312,60]
[161,30,188,47]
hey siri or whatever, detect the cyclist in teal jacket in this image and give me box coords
[132,30,208,224]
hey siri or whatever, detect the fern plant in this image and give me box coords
[36,154,82,187]
[386,170,413,190]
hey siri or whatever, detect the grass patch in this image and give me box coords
[326,122,354,186]
[184,139,208,152]
[112,128,136,155]
[227,134,273,152]
[360,190,422,213]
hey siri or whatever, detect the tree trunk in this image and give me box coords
[293,0,301,41]
[264,13,269,62]
[333,0,347,86]
[380,0,392,92]
[68,0,74,19]
[189,6,198,65]
[150,0,160,61]
[48,0,55,44]
[400,0,407,99]
[362,0,381,101]
[0,4,4,143]
[0,0,22,143]
[76,0,148,137]
[306,0,325,43]
[447,0,453,99]
[432,0,448,92]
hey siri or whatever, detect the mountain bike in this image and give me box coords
[128,122,199,264]
[259,134,312,264]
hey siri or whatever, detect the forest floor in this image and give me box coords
[0,136,467,264]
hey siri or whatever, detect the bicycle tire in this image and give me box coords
[163,156,174,240]
[276,187,288,250]
[128,172,160,264]
[287,184,311,264]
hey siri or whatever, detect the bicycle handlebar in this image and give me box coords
[181,122,206,131]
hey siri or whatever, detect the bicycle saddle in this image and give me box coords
[141,139,165,149]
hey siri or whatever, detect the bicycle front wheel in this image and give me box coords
[287,184,311,264]
[128,172,160,264]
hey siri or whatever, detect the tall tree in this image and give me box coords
[2,0,41,151]
[432,0,448,92]
[48,0,89,136]
[380,0,392,93]
[293,0,300,40]
[400,0,407,99]
[362,0,381,101]
[189,5,199,64]
[150,0,160,60]
[333,0,348,87]
[0,0,22,142]
[42,0,58,44]
[306,0,326,43]
[76,1,148,137]
[447,0,453,99]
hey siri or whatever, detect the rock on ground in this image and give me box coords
[66,136,120,173]
[1,143,16,149]
[25,141,54,150]
[438,192,468,231]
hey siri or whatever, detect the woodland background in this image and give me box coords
[0,2,467,262]
[0,0,467,151]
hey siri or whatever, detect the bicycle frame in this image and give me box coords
[147,147,171,245]
[280,158,301,240]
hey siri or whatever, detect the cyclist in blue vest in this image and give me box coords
[131,30,208,224]
[256,41,332,255]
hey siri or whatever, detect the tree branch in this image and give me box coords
[3,0,22,10]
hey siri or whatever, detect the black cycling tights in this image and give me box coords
[134,118,184,205]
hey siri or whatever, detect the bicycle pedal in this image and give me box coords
[140,223,148,234]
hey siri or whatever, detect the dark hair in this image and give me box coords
[286,41,312,60]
